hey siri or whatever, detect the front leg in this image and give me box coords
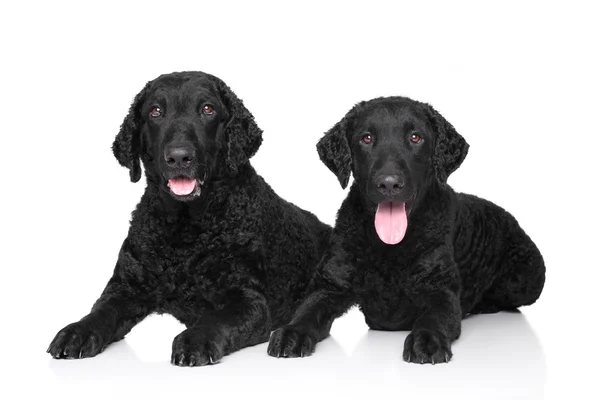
[48,241,153,359]
[403,249,462,364]
[268,238,356,358]
[403,289,461,364]
[47,275,152,359]
[171,288,270,367]
[267,289,354,358]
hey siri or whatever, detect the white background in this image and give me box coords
[1,1,598,399]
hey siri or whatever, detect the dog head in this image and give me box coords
[112,71,262,201]
[317,96,469,244]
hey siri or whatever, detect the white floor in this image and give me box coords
[29,308,545,400]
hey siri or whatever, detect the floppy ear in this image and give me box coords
[317,117,353,189]
[423,103,469,182]
[112,82,150,182]
[215,79,263,173]
[318,102,368,189]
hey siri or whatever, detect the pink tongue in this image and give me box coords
[168,178,196,196]
[374,202,408,245]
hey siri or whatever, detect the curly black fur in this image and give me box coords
[268,96,545,364]
[47,71,331,366]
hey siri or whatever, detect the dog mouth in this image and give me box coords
[167,175,205,199]
[374,201,412,245]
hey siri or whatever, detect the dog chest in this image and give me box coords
[350,247,425,327]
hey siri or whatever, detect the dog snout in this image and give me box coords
[375,175,405,196]
[164,146,195,169]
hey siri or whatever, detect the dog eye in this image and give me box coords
[202,104,215,115]
[150,106,162,118]
[361,133,374,145]
[409,133,423,144]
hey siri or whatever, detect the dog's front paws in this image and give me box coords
[47,322,105,359]
[403,329,452,365]
[171,327,228,367]
[267,324,317,358]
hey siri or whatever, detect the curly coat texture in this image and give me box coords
[268,96,546,364]
[47,72,331,366]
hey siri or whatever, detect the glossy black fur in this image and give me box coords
[47,72,331,366]
[268,97,545,364]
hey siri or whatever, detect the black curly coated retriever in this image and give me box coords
[268,96,545,364]
[47,71,331,366]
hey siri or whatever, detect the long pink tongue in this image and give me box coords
[374,202,408,245]
[168,178,196,196]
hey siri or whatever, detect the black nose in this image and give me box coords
[375,175,404,196]
[164,147,195,168]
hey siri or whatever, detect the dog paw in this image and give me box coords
[171,327,228,367]
[47,322,105,359]
[267,324,317,358]
[403,329,452,365]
